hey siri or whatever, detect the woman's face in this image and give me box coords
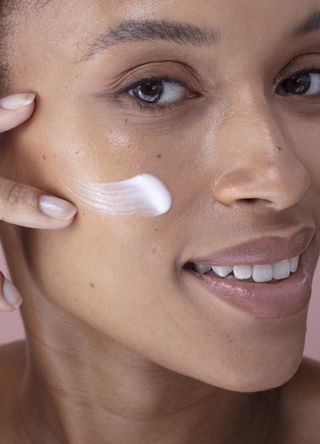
[2,0,320,391]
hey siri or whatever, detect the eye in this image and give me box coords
[276,67,320,97]
[126,78,194,106]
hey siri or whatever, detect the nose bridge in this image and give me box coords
[212,87,311,210]
[223,83,284,154]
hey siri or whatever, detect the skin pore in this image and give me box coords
[1,0,320,442]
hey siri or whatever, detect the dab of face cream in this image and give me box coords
[59,173,172,217]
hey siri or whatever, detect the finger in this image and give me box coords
[0,93,36,133]
[0,178,78,229]
[0,274,22,312]
[0,92,77,229]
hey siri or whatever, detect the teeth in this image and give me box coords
[193,254,300,283]
[211,266,233,277]
[289,256,299,273]
[252,264,273,282]
[272,259,291,280]
[194,263,212,273]
[232,265,252,280]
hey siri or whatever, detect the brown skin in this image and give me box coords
[1,0,320,442]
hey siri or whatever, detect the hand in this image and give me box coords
[0,93,78,312]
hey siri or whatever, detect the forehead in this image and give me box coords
[13,0,316,61]
[6,0,319,95]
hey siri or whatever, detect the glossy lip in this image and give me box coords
[184,238,317,319]
[186,226,315,266]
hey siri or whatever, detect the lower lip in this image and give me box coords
[185,248,314,319]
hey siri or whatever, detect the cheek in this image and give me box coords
[279,116,320,226]
[2,92,222,226]
[24,208,173,294]
[271,111,320,189]
[20,212,186,349]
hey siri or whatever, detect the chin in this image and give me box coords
[208,355,304,393]
[189,334,307,394]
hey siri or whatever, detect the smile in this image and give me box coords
[186,254,300,284]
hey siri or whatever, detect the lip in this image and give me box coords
[184,236,317,319]
[186,226,315,266]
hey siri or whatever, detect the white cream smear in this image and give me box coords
[59,173,172,217]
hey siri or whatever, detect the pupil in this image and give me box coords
[136,81,163,103]
[282,73,311,95]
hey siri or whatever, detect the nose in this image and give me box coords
[212,94,311,211]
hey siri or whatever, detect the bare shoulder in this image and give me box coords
[0,340,26,436]
[0,338,26,356]
[279,356,320,443]
[0,339,26,378]
[0,338,26,394]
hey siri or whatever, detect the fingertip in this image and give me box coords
[0,296,16,312]
[0,104,36,132]
[39,195,78,220]
[2,278,23,309]
[0,93,36,111]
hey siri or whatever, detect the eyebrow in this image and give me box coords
[80,19,220,62]
[80,9,320,62]
[290,8,320,38]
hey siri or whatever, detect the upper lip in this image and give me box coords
[187,226,315,266]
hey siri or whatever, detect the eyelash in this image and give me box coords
[115,63,320,114]
[275,62,320,97]
[115,75,200,114]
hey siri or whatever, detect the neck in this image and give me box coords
[10,293,280,444]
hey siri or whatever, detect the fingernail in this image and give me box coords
[39,195,78,220]
[0,93,36,110]
[3,278,23,308]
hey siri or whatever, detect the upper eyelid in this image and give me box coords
[119,63,320,92]
[273,51,320,81]
[104,51,319,96]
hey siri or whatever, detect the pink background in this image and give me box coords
[1,240,319,362]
